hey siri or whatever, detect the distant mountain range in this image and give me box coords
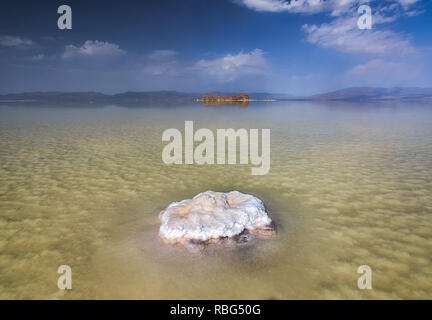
[1,87,432,105]
[309,87,432,101]
[0,91,197,106]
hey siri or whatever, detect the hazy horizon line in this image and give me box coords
[2,86,432,97]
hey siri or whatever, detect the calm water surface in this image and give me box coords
[0,101,431,299]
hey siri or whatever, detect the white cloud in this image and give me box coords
[62,40,126,59]
[194,49,269,81]
[347,59,421,85]
[142,50,179,76]
[236,0,369,15]
[31,54,45,61]
[395,0,419,9]
[139,49,270,84]
[237,0,325,13]
[236,1,422,57]
[236,0,420,14]
[148,50,177,60]
[0,35,34,48]
[302,16,417,56]
[237,0,298,12]
[405,9,424,17]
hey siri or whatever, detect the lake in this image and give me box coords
[0,101,431,299]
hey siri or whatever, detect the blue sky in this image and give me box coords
[0,0,431,95]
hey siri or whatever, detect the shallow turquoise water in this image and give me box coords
[0,101,431,299]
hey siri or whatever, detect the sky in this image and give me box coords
[0,0,431,95]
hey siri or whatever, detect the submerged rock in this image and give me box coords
[158,191,275,252]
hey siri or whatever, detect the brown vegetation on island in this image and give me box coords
[198,94,250,107]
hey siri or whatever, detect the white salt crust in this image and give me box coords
[159,191,275,250]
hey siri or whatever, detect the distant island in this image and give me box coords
[199,93,250,103]
[198,94,250,106]
[1,87,432,106]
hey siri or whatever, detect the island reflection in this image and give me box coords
[201,100,249,107]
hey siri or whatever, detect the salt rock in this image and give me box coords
[158,191,275,251]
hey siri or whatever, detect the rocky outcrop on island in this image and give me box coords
[198,94,250,107]
[158,191,275,252]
